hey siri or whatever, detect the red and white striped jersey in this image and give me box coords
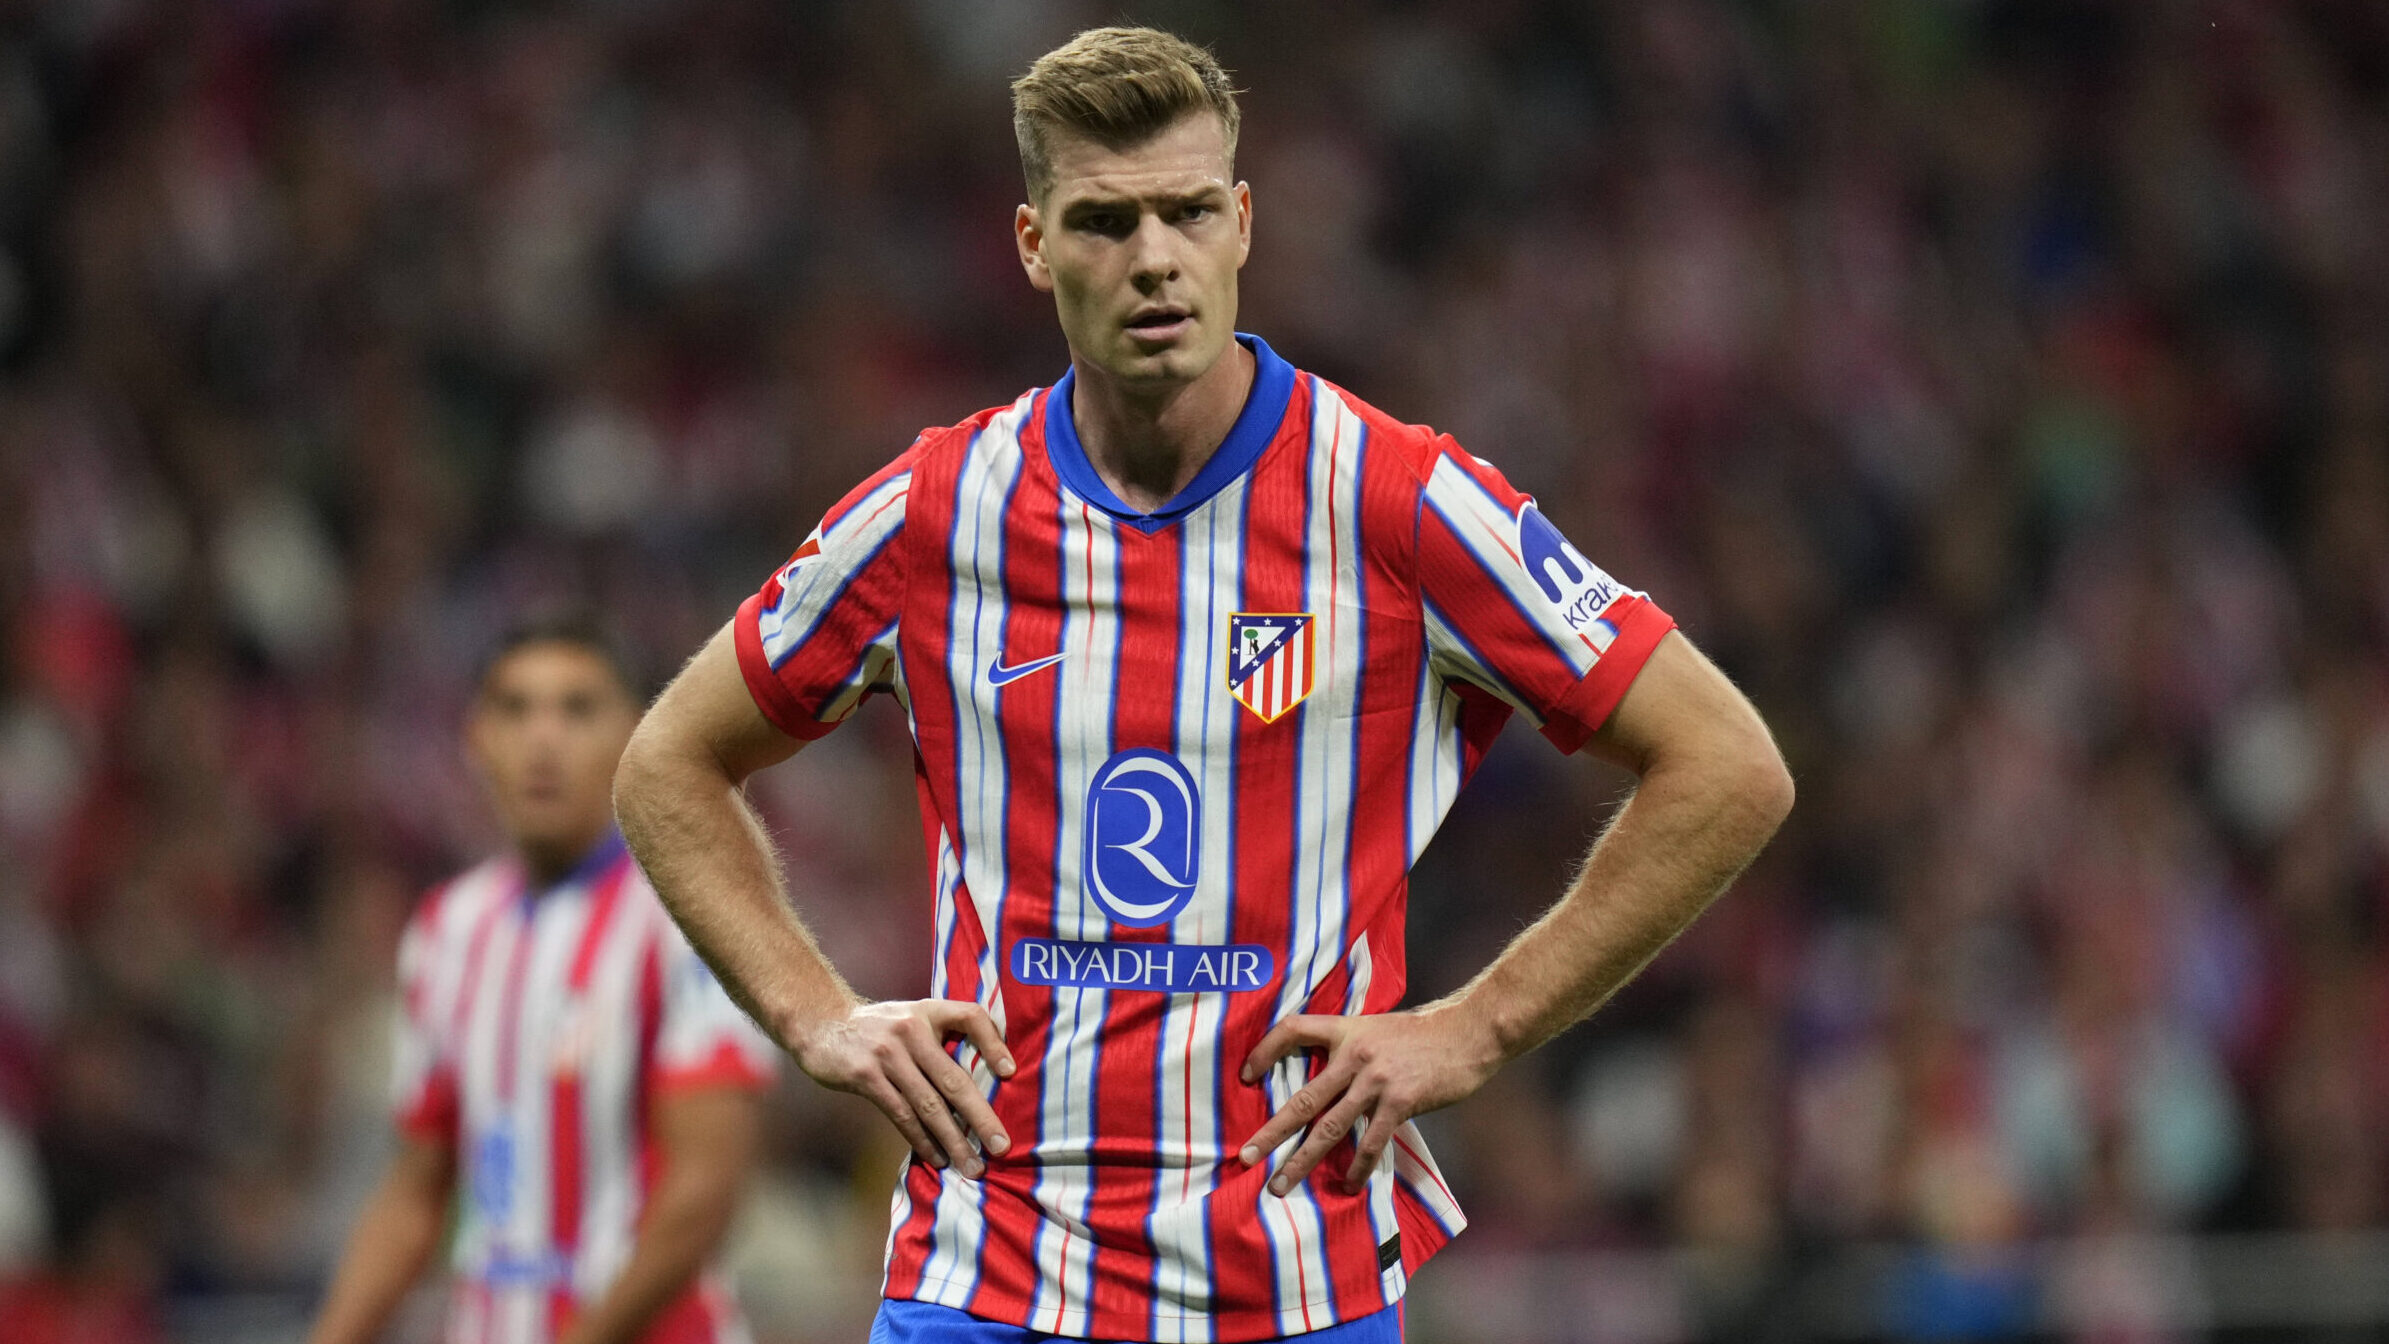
[733,336,1674,1342]
[393,835,779,1344]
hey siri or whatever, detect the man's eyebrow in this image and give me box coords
[1059,184,1230,216]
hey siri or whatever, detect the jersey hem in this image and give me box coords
[889,1274,1404,1342]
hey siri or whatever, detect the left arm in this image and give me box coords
[558,1086,762,1344]
[1239,631,1794,1194]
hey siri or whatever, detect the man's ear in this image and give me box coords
[1016,203,1054,293]
[1235,180,1252,268]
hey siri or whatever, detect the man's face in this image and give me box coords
[1016,111,1251,389]
[467,642,638,860]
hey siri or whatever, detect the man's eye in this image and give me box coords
[1182,205,1211,222]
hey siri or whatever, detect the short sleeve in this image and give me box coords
[390,912,459,1145]
[649,927,779,1096]
[734,448,917,740]
[1414,440,1676,753]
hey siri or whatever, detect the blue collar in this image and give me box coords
[1042,333,1297,534]
[523,828,629,900]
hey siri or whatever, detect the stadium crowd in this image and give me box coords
[1,1,2386,1340]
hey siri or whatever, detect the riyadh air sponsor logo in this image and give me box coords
[1011,937,1275,993]
[1227,612,1315,723]
[1515,502,1626,650]
[986,650,1069,687]
[1083,748,1200,927]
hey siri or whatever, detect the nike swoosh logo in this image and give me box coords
[987,651,1070,687]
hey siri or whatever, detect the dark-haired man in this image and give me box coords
[312,623,777,1344]
[617,25,1792,1344]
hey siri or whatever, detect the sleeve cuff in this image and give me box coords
[733,593,839,742]
[1538,595,1677,754]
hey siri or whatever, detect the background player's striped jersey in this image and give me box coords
[734,336,1675,1342]
[393,835,779,1344]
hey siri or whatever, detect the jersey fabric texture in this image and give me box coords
[733,335,1675,1342]
[392,833,780,1344]
[869,1298,1401,1344]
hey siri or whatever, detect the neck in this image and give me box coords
[1069,340,1255,514]
[517,825,616,889]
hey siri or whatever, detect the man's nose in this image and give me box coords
[1129,212,1179,287]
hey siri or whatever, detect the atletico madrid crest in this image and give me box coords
[1227,613,1315,723]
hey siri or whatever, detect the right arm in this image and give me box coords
[307,1134,454,1344]
[614,624,1014,1174]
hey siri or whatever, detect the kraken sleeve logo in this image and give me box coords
[1515,503,1626,645]
[1083,748,1201,927]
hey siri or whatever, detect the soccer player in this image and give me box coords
[614,26,1793,1344]
[310,619,778,1344]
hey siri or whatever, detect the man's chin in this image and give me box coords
[1099,336,1222,388]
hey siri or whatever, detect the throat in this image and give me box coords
[1070,342,1255,516]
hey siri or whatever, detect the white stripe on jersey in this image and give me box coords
[917,831,991,1309]
[1405,656,1468,867]
[1340,933,1407,1304]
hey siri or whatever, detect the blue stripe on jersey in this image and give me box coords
[1044,335,1297,534]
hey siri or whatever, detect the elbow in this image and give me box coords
[1723,718,1795,845]
[611,716,676,837]
[1747,742,1795,837]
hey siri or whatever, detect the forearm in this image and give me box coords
[556,1160,740,1344]
[307,1164,449,1344]
[615,738,858,1047]
[1446,750,1790,1061]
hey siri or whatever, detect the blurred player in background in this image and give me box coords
[615,26,1790,1344]
[310,618,777,1344]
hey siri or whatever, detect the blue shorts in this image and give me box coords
[870,1299,1404,1344]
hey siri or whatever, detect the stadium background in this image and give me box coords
[3,1,2387,1340]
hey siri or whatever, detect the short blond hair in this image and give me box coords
[1011,27,1241,204]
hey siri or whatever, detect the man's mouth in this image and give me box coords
[1125,307,1192,339]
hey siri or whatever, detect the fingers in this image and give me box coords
[1343,1110,1402,1193]
[1241,1015,1337,1085]
[888,1051,983,1175]
[858,1076,943,1169]
[914,1034,1011,1158]
[924,1000,1017,1080]
[1239,1053,1357,1167]
[1271,1091,1372,1196]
